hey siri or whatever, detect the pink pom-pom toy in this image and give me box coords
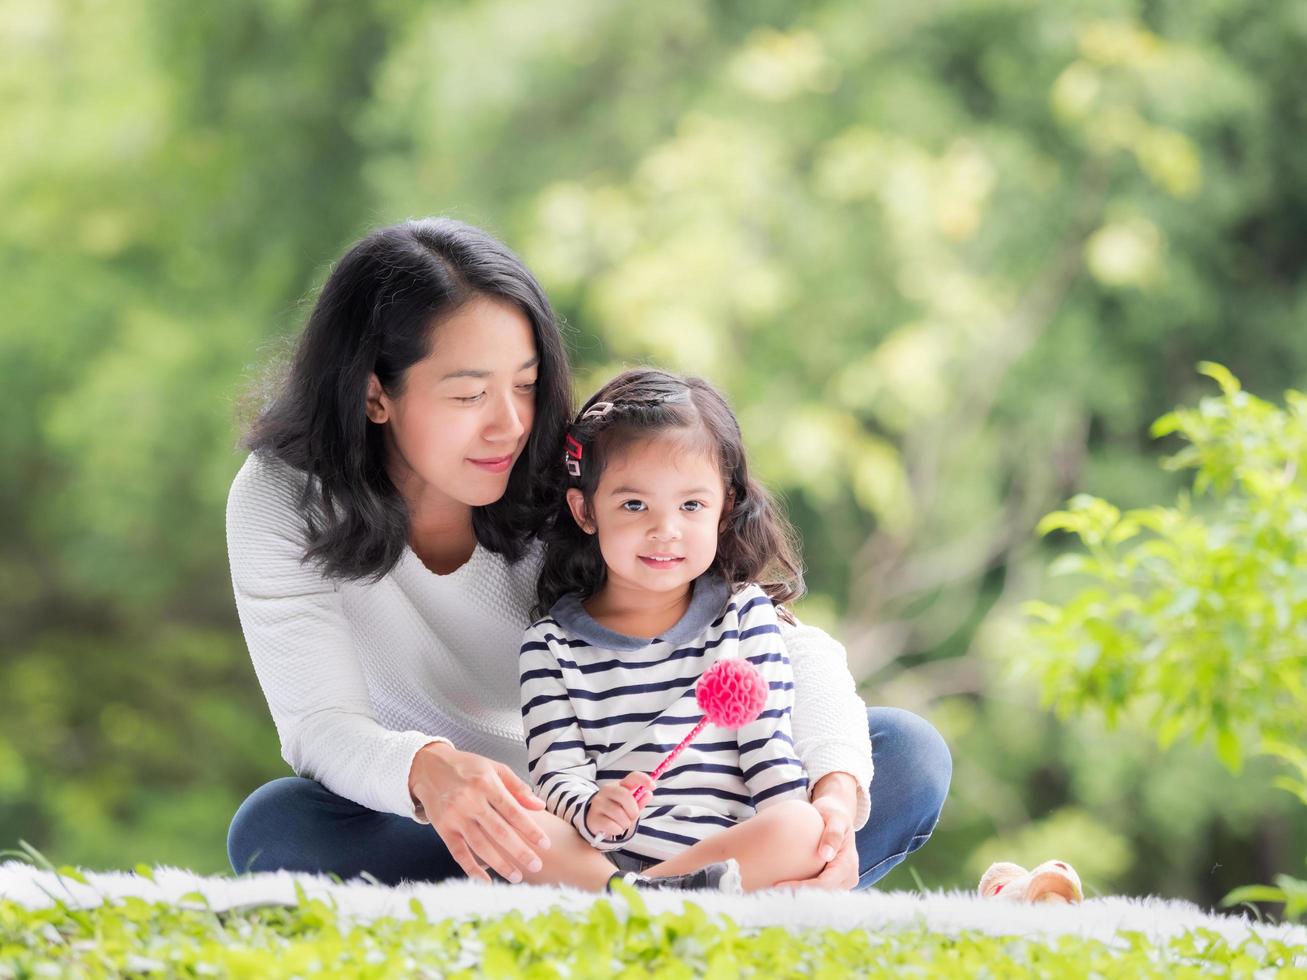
[631,658,767,804]
[696,657,768,728]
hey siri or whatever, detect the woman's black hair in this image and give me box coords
[534,368,804,616]
[246,217,571,580]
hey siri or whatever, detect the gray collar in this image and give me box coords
[549,575,732,651]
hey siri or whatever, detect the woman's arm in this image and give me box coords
[777,614,873,830]
[226,453,444,821]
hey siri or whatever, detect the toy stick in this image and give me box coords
[632,657,768,805]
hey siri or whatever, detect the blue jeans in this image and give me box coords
[228,706,951,888]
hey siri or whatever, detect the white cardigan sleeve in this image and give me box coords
[225,454,448,823]
[779,615,874,830]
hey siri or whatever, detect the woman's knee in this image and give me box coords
[866,706,953,812]
[227,776,328,874]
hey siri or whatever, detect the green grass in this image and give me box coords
[2,884,1305,979]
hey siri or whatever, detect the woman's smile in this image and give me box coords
[469,453,514,473]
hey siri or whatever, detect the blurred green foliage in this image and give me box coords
[2,0,1305,893]
[1025,364,1307,915]
[1027,364,1307,789]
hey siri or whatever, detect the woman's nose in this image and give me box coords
[487,391,525,442]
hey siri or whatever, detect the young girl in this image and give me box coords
[516,368,843,892]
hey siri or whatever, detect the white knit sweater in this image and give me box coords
[226,453,873,827]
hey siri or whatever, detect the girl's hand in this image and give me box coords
[408,742,550,883]
[773,799,857,893]
[585,772,654,839]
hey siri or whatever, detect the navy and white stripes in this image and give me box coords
[519,583,809,863]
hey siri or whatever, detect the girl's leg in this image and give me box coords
[227,776,462,885]
[518,810,621,891]
[853,707,952,889]
[229,779,619,890]
[642,799,827,891]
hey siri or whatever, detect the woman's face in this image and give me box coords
[368,295,539,514]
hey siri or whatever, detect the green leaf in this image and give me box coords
[1037,511,1081,537]
[1221,884,1286,907]
[1156,713,1189,750]
[1150,412,1181,438]
[1215,728,1243,773]
[1198,361,1241,395]
[1021,599,1063,623]
[56,865,89,885]
[1271,776,1307,807]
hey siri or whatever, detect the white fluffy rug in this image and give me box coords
[2,862,1304,950]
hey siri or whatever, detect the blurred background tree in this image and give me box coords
[2,0,1304,900]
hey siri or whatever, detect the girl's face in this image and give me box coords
[367,295,539,515]
[567,434,728,601]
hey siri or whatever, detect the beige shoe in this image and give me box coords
[978,859,1083,904]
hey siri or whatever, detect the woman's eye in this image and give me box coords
[621,500,646,512]
[516,380,538,393]
[454,393,486,404]
[682,500,704,512]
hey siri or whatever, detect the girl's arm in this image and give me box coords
[226,453,449,821]
[776,613,873,830]
[732,588,810,809]
[519,625,635,850]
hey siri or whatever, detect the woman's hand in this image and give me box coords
[408,741,551,883]
[775,772,861,890]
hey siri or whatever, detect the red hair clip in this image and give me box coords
[564,433,583,478]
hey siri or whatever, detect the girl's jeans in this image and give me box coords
[228,707,951,889]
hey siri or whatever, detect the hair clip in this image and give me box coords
[564,433,583,478]
[580,401,615,421]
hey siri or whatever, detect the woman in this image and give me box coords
[225,218,951,889]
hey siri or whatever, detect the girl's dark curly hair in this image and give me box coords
[245,218,571,580]
[535,368,804,616]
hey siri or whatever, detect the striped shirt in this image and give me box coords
[519,576,809,864]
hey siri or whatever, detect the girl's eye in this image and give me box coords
[621,500,646,512]
[682,500,704,512]
[516,381,538,394]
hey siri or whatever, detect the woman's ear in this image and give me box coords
[566,489,595,534]
[365,374,390,424]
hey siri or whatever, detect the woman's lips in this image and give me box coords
[469,454,513,473]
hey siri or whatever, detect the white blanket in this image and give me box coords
[2,862,1303,950]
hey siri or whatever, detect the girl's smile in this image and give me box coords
[639,554,686,568]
